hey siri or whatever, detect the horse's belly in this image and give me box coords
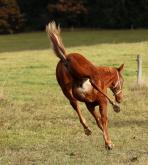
[72,79,96,102]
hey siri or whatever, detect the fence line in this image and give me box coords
[136,55,142,85]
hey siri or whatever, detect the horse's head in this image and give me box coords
[111,64,124,103]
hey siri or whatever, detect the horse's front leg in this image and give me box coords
[70,100,92,136]
[99,99,114,150]
[85,103,103,131]
[86,101,113,150]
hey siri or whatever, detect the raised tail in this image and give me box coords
[46,21,67,63]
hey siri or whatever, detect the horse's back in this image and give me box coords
[56,52,93,86]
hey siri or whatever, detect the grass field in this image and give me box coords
[0,30,148,165]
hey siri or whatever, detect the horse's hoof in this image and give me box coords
[105,143,114,150]
[113,103,121,113]
[84,128,92,136]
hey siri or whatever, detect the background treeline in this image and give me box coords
[1,0,148,34]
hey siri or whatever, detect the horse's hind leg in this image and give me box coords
[70,100,92,136]
[89,76,104,91]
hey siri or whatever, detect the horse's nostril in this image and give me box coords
[116,97,122,103]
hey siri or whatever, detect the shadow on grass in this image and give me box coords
[111,119,148,128]
[0,29,148,53]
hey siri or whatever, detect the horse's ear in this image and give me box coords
[118,64,124,72]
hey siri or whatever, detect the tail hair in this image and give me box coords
[46,21,67,62]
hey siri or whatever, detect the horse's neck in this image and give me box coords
[97,67,116,88]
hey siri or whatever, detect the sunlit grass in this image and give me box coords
[0,30,148,165]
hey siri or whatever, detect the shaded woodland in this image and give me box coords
[1,0,148,33]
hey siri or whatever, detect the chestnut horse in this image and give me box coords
[46,22,124,150]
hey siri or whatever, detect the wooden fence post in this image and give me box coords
[136,55,142,85]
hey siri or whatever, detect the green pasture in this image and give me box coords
[0,30,148,165]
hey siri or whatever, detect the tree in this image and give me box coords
[0,0,24,34]
[47,0,88,27]
[17,0,50,30]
